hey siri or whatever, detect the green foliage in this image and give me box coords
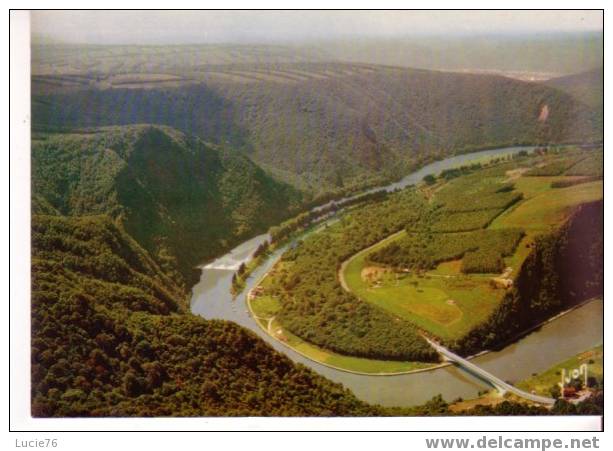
[526,149,601,177]
[31,214,382,417]
[546,67,603,114]
[429,209,505,233]
[526,159,581,176]
[32,214,186,313]
[32,125,302,286]
[564,150,603,176]
[369,229,524,274]
[551,175,602,189]
[423,174,436,185]
[454,200,603,355]
[461,250,504,274]
[550,384,561,399]
[268,189,437,361]
[269,190,388,244]
[433,174,523,214]
[32,59,601,193]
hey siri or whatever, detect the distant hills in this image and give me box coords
[312,33,603,79]
[31,33,602,78]
[32,62,601,194]
[545,67,603,110]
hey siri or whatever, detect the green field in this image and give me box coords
[342,152,603,341]
[491,178,603,232]
[249,293,435,374]
[516,345,603,397]
[343,232,501,340]
[492,177,602,270]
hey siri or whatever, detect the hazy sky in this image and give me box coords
[31,10,603,45]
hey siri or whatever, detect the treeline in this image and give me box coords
[392,391,604,416]
[424,167,523,233]
[461,394,603,416]
[551,175,602,189]
[423,152,532,186]
[368,229,524,274]
[451,200,603,355]
[269,190,389,244]
[526,148,602,177]
[230,241,270,296]
[565,149,603,176]
[31,214,384,417]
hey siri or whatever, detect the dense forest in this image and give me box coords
[31,214,384,417]
[32,213,600,417]
[545,67,603,111]
[271,189,438,361]
[32,125,302,286]
[369,229,524,274]
[32,61,601,193]
[31,143,603,416]
[369,163,526,272]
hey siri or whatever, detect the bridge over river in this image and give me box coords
[423,336,556,406]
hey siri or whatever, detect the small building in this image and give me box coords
[563,386,578,398]
[491,277,513,289]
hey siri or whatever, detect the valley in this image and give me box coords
[27,28,604,418]
[31,45,601,194]
[189,146,602,407]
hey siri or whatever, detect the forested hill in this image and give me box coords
[31,214,380,416]
[32,62,602,193]
[32,125,302,286]
[545,67,603,111]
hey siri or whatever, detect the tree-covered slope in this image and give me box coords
[32,63,602,193]
[32,125,301,285]
[545,67,603,110]
[31,214,380,417]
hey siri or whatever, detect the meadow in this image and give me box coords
[343,236,501,340]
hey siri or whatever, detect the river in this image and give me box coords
[190,146,603,407]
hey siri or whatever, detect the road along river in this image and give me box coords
[191,146,603,407]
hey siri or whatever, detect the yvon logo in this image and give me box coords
[559,363,588,388]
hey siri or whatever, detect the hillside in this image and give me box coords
[545,67,603,111]
[32,62,601,193]
[32,125,301,285]
[31,214,381,416]
[31,33,602,80]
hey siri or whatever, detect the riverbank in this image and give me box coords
[449,344,603,412]
[248,239,601,377]
[191,145,602,407]
[222,146,540,297]
[247,270,440,376]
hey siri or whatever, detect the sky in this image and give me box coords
[31,10,603,45]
